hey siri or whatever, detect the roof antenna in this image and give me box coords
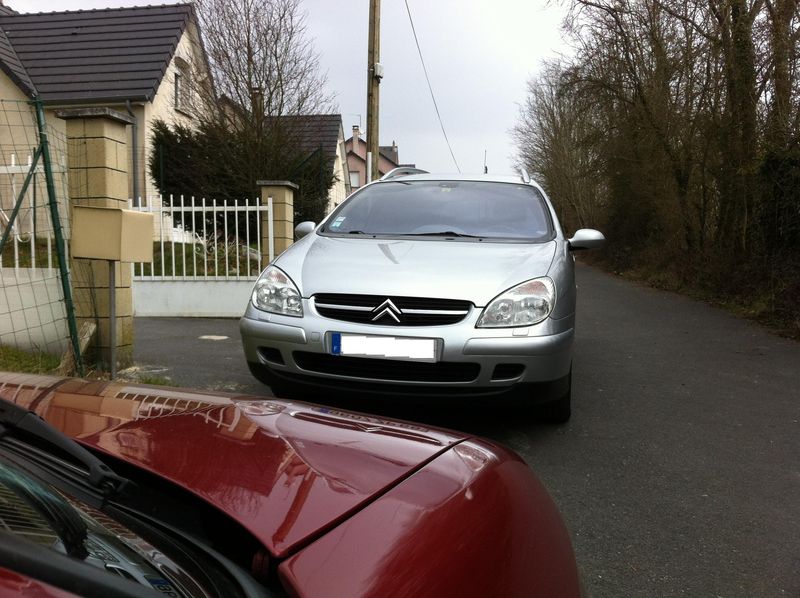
[483,150,488,174]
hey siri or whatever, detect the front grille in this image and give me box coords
[293,352,480,383]
[313,293,472,326]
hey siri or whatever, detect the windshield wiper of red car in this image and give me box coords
[0,398,131,499]
[0,465,89,559]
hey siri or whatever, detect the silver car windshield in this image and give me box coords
[322,181,553,241]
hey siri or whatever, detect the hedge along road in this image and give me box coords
[133,262,800,597]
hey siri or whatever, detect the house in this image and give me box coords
[346,125,413,193]
[0,2,209,201]
[0,2,348,217]
[280,114,351,213]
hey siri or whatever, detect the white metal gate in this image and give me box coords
[130,195,272,317]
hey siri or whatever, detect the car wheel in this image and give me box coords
[538,367,572,424]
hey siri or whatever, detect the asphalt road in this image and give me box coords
[133,262,800,597]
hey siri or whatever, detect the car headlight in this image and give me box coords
[251,266,303,317]
[476,277,555,328]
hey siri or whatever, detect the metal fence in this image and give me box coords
[0,99,81,371]
[0,151,65,270]
[129,195,273,281]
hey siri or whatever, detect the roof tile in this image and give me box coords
[0,4,193,103]
[280,114,344,164]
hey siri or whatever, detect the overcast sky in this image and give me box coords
[10,0,569,174]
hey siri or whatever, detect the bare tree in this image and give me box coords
[565,1,723,251]
[518,0,800,332]
[150,0,338,225]
[193,0,336,193]
[514,61,605,231]
[764,0,800,147]
[192,0,335,131]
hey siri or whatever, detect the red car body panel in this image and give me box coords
[281,440,580,598]
[0,374,464,556]
[0,373,581,597]
[0,568,77,598]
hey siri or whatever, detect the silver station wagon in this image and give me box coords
[240,171,604,422]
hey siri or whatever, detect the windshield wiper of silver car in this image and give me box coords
[0,398,131,498]
[405,231,482,238]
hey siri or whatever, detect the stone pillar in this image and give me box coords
[258,180,297,261]
[57,108,135,370]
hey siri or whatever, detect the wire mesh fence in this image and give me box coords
[0,99,80,371]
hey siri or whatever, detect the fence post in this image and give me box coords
[33,101,83,375]
[257,180,297,263]
[56,107,135,372]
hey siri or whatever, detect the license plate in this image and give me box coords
[331,333,437,362]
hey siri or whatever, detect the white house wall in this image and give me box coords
[327,138,348,214]
[0,70,39,222]
[0,68,68,162]
[142,23,206,200]
[0,71,70,242]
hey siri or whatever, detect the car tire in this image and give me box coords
[538,367,572,424]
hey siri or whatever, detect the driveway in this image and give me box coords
[133,262,800,597]
[131,317,257,393]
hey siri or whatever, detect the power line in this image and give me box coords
[404,0,460,173]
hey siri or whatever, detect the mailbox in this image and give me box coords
[71,206,154,263]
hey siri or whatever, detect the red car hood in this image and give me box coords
[0,373,466,558]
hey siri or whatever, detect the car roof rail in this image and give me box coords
[379,167,430,181]
[520,168,531,184]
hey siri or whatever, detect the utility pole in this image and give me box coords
[366,0,381,183]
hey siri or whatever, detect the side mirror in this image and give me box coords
[568,229,605,251]
[295,221,316,240]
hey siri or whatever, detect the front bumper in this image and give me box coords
[240,300,574,396]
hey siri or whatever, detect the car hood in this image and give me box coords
[278,234,557,305]
[0,374,466,558]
